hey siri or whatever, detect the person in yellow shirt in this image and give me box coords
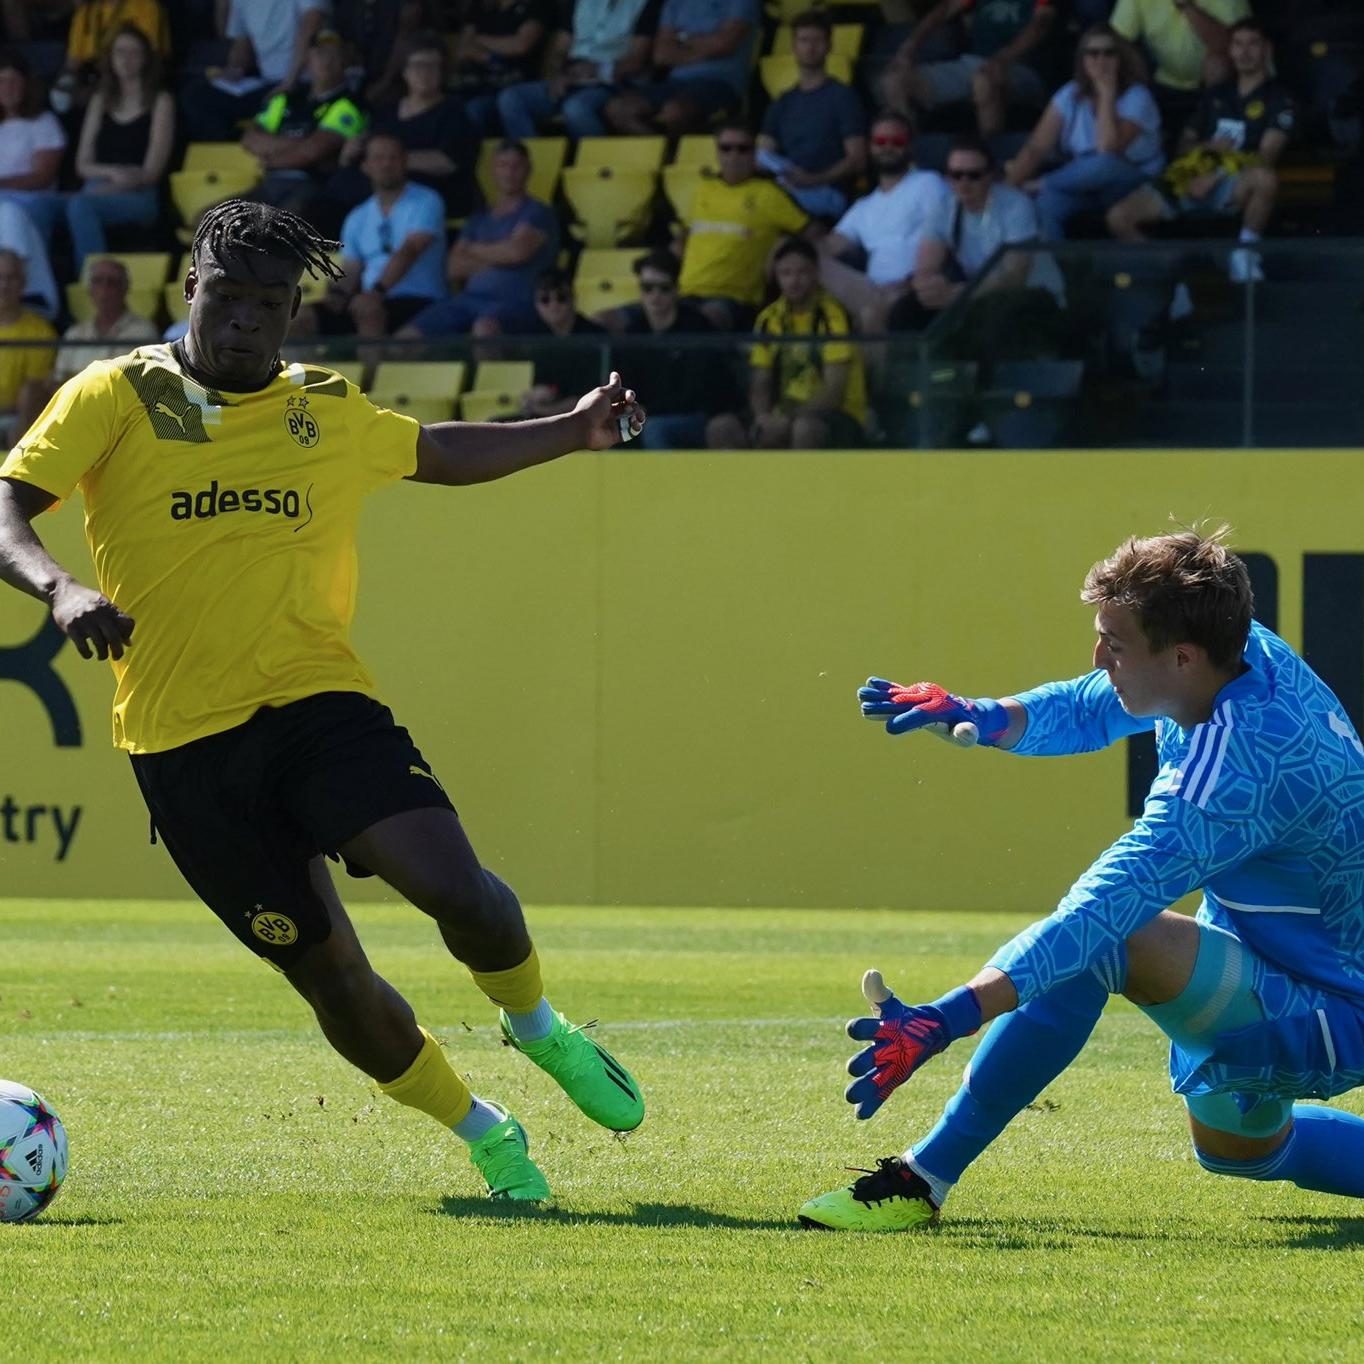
[1111,0,1249,122]
[678,119,812,330]
[706,235,866,449]
[0,248,56,441]
[0,198,647,1205]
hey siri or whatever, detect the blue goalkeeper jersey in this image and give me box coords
[987,622,1364,1099]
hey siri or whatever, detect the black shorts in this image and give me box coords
[130,691,456,968]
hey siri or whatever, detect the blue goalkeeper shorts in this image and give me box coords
[1140,919,1364,1136]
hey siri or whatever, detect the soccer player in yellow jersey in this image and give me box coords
[0,200,647,1204]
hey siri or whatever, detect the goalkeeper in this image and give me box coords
[800,527,1364,1231]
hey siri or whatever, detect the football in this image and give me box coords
[0,1081,68,1224]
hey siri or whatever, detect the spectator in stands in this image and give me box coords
[333,0,434,105]
[0,198,58,317]
[677,119,810,331]
[319,134,447,338]
[400,138,558,339]
[603,0,760,137]
[604,251,737,450]
[51,0,170,113]
[64,25,172,269]
[818,111,950,334]
[497,0,661,140]
[1106,18,1293,282]
[448,0,556,133]
[0,1,74,43]
[334,34,477,218]
[706,236,866,450]
[14,255,154,429]
[516,267,609,417]
[183,0,328,142]
[242,28,366,234]
[757,10,866,219]
[0,248,56,442]
[1004,24,1164,239]
[880,0,1056,139]
[0,50,65,241]
[1111,0,1249,126]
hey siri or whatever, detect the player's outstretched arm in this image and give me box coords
[409,371,646,486]
[0,476,135,660]
[858,678,1027,749]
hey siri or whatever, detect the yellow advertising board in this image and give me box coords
[2,448,1359,910]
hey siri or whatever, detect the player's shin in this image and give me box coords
[1196,1105,1364,1198]
[909,961,1116,1201]
[470,942,554,1042]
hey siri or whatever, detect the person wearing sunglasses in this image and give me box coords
[879,0,1055,140]
[1003,24,1164,239]
[818,111,951,336]
[518,267,609,417]
[321,134,448,340]
[676,119,812,332]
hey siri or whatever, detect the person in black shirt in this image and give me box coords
[1106,19,1294,282]
[602,250,739,449]
[450,0,556,132]
[517,267,609,416]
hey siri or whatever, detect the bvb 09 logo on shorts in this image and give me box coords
[251,911,298,946]
[284,395,320,448]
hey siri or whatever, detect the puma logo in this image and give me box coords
[151,400,189,432]
[409,765,446,793]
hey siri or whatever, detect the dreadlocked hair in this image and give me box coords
[192,199,344,281]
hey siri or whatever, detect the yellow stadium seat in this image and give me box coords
[662,165,711,225]
[471,360,534,394]
[759,52,852,99]
[82,252,172,290]
[575,267,641,312]
[672,135,719,171]
[459,389,524,422]
[475,136,567,207]
[181,141,261,177]
[162,282,189,323]
[66,283,162,323]
[169,167,262,236]
[295,254,346,304]
[574,136,667,172]
[368,361,468,423]
[561,166,657,248]
[770,22,864,58]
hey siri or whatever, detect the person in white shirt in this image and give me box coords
[0,197,57,318]
[0,49,66,242]
[817,111,950,334]
[182,0,331,142]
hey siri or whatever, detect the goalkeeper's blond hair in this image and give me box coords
[1081,525,1253,670]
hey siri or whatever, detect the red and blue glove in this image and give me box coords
[845,975,982,1119]
[859,679,1009,745]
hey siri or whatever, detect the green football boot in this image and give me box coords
[499,1011,645,1132]
[798,1157,939,1231]
[467,1107,551,1202]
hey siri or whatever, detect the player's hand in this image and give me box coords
[49,578,135,661]
[857,678,1006,745]
[573,371,646,450]
[844,970,948,1119]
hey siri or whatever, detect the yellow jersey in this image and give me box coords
[0,311,57,408]
[679,177,809,307]
[750,289,867,428]
[0,344,421,753]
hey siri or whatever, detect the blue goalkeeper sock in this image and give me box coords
[909,957,1118,1197]
[1195,1104,1364,1197]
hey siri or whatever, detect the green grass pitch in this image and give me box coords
[5,900,1363,1361]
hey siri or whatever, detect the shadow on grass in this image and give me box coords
[434,1197,793,1231]
[25,1215,124,1228]
[1257,1215,1364,1249]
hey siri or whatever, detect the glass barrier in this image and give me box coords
[8,238,1363,451]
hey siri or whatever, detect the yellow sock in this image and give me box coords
[377,1027,473,1128]
[470,945,544,1013]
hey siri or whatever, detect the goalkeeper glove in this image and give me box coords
[844,974,982,1119]
[858,679,1009,745]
